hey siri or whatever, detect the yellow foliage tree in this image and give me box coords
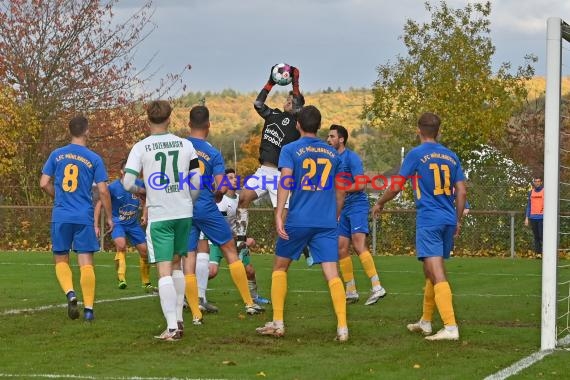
[235,135,261,177]
[0,86,41,204]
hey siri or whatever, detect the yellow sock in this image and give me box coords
[328,277,347,329]
[422,279,435,322]
[55,262,74,295]
[434,281,456,326]
[229,261,253,305]
[359,251,381,288]
[184,274,202,319]
[139,256,150,285]
[271,271,287,321]
[115,251,126,282]
[339,257,356,293]
[79,265,95,309]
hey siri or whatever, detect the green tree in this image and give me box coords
[365,1,535,164]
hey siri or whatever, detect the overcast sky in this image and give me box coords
[117,0,570,93]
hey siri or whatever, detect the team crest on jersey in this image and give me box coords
[282,118,290,126]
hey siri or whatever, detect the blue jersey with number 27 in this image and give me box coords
[42,144,108,225]
[399,142,465,227]
[278,136,340,228]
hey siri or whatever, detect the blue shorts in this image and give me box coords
[111,223,146,246]
[416,225,455,260]
[51,223,99,254]
[187,206,233,252]
[338,206,369,237]
[275,226,338,264]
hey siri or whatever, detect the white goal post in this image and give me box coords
[542,17,570,351]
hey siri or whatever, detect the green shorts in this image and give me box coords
[208,242,250,266]
[147,218,192,263]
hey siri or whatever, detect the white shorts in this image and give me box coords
[244,165,289,208]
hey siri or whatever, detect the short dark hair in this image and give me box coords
[225,168,235,175]
[146,100,172,124]
[189,105,209,128]
[417,112,441,138]
[297,105,321,133]
[69,116,89,137]
[330,124,348,145]
[289,91,305,107]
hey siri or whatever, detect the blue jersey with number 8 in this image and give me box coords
[399,142,465,227]
[42,144,108,225]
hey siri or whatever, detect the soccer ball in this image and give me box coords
[271,63,293,86]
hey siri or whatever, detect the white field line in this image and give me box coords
[1,288,540,317]
[0,294,153,316]
[0,261,542,277]
[0,374,219,380]
[483,350,554,380]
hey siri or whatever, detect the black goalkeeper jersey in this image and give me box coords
[258,108,300,166]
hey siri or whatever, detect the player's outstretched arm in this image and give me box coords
[372,188,401,219]
[122,172,145,195]
[253,65,277,118]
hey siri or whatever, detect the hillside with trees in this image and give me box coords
[165,75,569,177]
[168,88,373,173]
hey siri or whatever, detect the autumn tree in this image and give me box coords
[0,85,41,204]
[0,0,189,204]
[0,0,165,118]
[235,134,261,178]
[365,1,535,165]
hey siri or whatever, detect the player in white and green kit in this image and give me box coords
[123,100,201,341]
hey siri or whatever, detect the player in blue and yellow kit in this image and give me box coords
[256,105,349,341]
[94,161,155,292]
[184,105,264,323]
[40,116,113,321]
[373,112,466,341]
[327,124,387,305]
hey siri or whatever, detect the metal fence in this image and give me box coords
[1,205,562,258]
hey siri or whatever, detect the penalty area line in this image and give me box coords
[483,349,554,380]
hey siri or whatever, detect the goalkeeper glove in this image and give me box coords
[291,66,300,96]
[263,64,277,92]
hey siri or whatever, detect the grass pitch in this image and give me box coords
[0,252,567,379]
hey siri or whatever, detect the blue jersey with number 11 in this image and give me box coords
[399,142,465,227]
[42,143,108,225]
[279,136,340,228]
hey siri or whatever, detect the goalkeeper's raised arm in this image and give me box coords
[253,65,278,118]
